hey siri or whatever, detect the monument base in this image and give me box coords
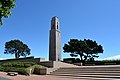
[38,61,79,74]
[39,61,79,68]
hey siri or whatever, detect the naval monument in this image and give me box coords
[49,16,61,61]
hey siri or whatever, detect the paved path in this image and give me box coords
[0,72,87,80]
[0,72,119,80]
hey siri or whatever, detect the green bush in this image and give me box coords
[99,59,120,65]
[27,65,46,75]
[0,66,27,75]
[0,63,46,75]
[1,62,36,68]
[102,60,120,63]
[24,64,31,68]
[34,66,41,74]
[1,63,12,67]
[17,68,27,75]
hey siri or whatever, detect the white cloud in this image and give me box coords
[0,58,8,60]
[103,55,120,60]
[95,54,120,60]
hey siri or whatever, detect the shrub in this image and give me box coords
[1,62,36,68]
[0,66,27,75]
[1,63,12,67]
[0,63,46,75]
[17,68,27,75]
[24,64,31,68]
[34,66,41,74]
[27,65,46,75]
[101,59,120,64]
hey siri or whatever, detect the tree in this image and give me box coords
[4,40,31,58]
[0,0,16,25]
[63,39,103,62]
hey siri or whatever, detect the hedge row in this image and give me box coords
[0,66,27,75]
[1,62,36,68]
[101,60,120,63]
[0,63,46,75]
[85,60,120,65]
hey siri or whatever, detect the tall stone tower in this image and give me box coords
[49,16,61,61]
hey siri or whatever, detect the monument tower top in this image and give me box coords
[51,16,60,30]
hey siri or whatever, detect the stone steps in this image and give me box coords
[55,70,120,73]
[56,76,120,80]
[50,65,120,79]
[55,75,120,80]
[51,73,120,76]
[51,72,120,75]
[56,69,120,71]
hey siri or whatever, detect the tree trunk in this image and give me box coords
[79,55,84,66]
[84,54,88,61]
[15,53,19,59]
[80,55,83,61]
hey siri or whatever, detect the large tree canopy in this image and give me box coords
[0,0,16,25]
[63,39,104,61]
[4,40,31,58]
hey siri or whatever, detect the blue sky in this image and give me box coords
[0,0,120,60]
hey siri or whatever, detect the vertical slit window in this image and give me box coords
[57,22,58,29]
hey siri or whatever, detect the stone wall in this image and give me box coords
[0,56,45,64]
[38,61,54,68]
[39,61,79,68]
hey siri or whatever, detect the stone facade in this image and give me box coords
[49,16,61,61]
